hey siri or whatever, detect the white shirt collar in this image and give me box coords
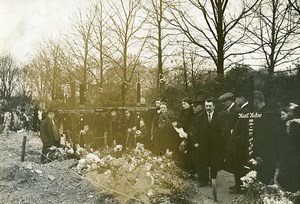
[207,110,214,116]
[241,102,249,109]
[227,102,235,112]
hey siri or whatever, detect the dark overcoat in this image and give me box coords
[40,118,60,148]
[196,111,221,169]
[219,103,241,172]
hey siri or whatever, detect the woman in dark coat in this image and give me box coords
[278,103,300,193]
[178,97,194,172]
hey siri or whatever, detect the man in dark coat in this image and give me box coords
[105,109,122,146]
[252,91,280,185]
[149,98,162,153]
[218,93,241,173]
[230,92,250,194]
[40,108,61,164]
[196,98,221,187]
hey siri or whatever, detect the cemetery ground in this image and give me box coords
[0,131,240,204]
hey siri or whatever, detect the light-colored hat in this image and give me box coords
[218,92,234,102]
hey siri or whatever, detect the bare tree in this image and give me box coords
[171,41,212,91]
[27,41,64,101]
[0,55,20,103]
[289,0,300,13]
[166,0,259,76]
[64,5,97,97]
[142,0,173,90]
[246,0,300,74]
[105,0,147,105]
[88,1,111,90]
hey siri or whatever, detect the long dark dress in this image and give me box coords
[278,119,300,192]
[179,107,194,171]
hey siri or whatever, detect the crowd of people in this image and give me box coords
[4,90,298,195]
[0,105,36,134]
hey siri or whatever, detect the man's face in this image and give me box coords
[48,112,55,119]
[222,100,232,109]
[160,104,168,114]
[253,99,260,111]
[192,104,203,114]
[182,101,190,110]
[84,125,89,132]
[205,101,215,113]
[235,97,243,106]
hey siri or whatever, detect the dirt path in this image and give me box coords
[0,131,240,204]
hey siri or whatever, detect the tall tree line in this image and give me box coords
[23,0,300,104]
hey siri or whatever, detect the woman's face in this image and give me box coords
[172,121,178,127]
[182,101,190,109]
[280,111,288,121]
[111,111,117,117]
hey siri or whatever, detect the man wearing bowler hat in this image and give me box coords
[40,108,61,164]
[218,93,241,189]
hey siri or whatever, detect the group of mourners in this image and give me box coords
[0,106,32,134]
[142,91,300,194]
[38,90,300,194]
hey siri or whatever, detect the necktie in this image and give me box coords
[208,113,212,123]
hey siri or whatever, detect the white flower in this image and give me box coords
[165,149,173,157]
[129,163,136,172]
[67,148,74,154]
[114,145,123,152]
[104,170,111,175]
[248,170,257,179]
[49,146,57,150]
[77,158,86,171]
[249,158,258,166]
[85,153,101,163]
[263,196,270,203]
[145,163,152,171]
[241,170,257,188]
[76,147,85,155]
[147,190,153,197]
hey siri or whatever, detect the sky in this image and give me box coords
[0,0,91,64]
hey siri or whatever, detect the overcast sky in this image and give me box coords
[0,0,91,64]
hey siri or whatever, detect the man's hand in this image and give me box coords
[194,143,199,148]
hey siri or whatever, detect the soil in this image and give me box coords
[0,131,241,204]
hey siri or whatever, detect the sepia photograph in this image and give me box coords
[0,0,300,203]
